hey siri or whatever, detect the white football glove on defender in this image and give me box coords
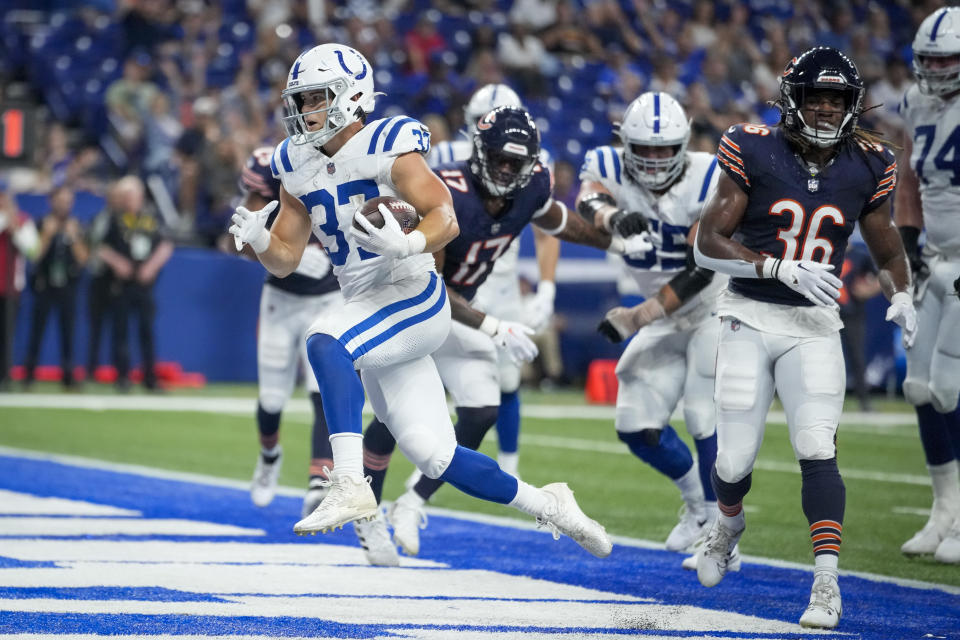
[479,315,539,364]
[597,298,666,343]
[523,281,556,332]
[763,258,842,308]
[351,204,426,259]
[885,291,918,349]
[229,200,277,253]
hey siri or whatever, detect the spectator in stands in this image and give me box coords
[649,55,686,103]
[866,56,910,142]
[98,176,173,391]
[509,0,558,33]
[23,185,88,389]
[105,52,160,167]
[0,180,39,390]
[405,15,446,75]
[540,0,604,61]
[497,20,552,98]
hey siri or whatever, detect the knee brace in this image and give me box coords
[258,389,287,415]
[711,466,752,506]
[903,377,932,407]
[930,383,960,414]
[396,424,457,479]
[617,426,693,480]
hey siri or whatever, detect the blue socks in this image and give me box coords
[695,433,718,501]
[618,425,694,480]
[439,446,519,504]
[306,333,364,435]
[496,390,521,454]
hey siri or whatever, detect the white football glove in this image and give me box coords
[523,281,556,332]
[351,203,426,259]
[885,291,917,349]
[763,258,842,308]
[608,231,654,257]
[229,200,277,254]
[479,316,539,364]
[597,298,666,343]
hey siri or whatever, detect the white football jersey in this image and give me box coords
[580,147,725,322]
[900,84,960,258]
[271,115,436,300]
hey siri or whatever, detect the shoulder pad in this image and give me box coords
[579,145,623,184]
[363,116,431,158]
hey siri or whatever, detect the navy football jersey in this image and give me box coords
[434,160,553,302]
[717,124,896,306]
[240,147,338,297]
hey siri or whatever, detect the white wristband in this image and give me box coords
[478,314,500,336]
[891,291,912,306]
[761,257,779,279]
[405,230,427,256]
[537,280,556,302]
[250,228,271,254]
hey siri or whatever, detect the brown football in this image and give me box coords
[353,196,419,235]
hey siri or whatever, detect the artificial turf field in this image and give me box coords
[0,382,956,589]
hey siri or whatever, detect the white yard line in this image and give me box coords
[0,445,955,597]
[0,393,916,427]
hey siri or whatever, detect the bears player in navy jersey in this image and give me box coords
[229,43,613,560]
[693,47,916,629]
[895,7,960,565]
[231,146,349,526]
[359,106,651,558]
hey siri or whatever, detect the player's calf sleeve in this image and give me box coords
[944,402,960,461]
[308,392,333,478]
[362,418,396,504]
[306,333,364,435]
[256,403,281,451]
[617,425,693,480]
[711,466,751,515]
[695,433,718,502]
[799,458,845,559]
[917,404,953,466]
[439,445,519,504]
[496,390,521,454]
[412,406,499,502]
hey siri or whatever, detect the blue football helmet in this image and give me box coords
[469,106,540,197]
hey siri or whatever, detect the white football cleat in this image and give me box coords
[301,477,330,519]
[665,504,708,552]
[354,509,400,567]
[250,447,282,507]
[537,483,612,558]
[696,518,745,587]
[902,506,955,555]
[934,518,960,564]
[682,535,741,573]
[388,492,427,556]
[293,471,377,535]
[799,571,842,629]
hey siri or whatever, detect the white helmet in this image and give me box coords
[618,92,690,190]
[464,83,522,134]
[281,43,377,146]
[913,7,960,97]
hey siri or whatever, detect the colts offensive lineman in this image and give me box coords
[363,106,650,558]
[228,43,612,559]
[577,92,723,554]
[430,83,560,477]
[895,6,960,565]
[694,47,915,629]
[238,147,342,519]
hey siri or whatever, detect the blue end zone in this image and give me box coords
[0,453,956,638]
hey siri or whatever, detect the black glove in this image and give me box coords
[954,275,960,297]
[608,209,648,237]
[597,318,625,343]
[899,226,929,282]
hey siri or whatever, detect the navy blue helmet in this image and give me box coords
[778,46,864,148]
[469,106,540,197]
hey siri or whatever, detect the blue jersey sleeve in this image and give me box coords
[716,124,756,193]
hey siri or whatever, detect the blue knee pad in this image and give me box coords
[618,425,694,480]
[439,445,519,504]
[306,333,364,435]
[496,390,521,453]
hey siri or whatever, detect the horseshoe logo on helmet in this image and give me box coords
[334,49,367,80]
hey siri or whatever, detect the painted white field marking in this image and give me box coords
[892,506,932,517]
[0,517,264,537]
[0,490,140,516]
[0,393,916,427]
[1,445,955,597]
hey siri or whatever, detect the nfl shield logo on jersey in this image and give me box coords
[730,319,741,332]
[327,162,336,175]
[807,178,819,192]
[491,223,501,234]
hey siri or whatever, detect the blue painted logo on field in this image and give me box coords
[0,452,955,638]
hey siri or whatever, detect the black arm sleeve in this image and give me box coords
[666,245,715,303]
[577,192,617,224]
